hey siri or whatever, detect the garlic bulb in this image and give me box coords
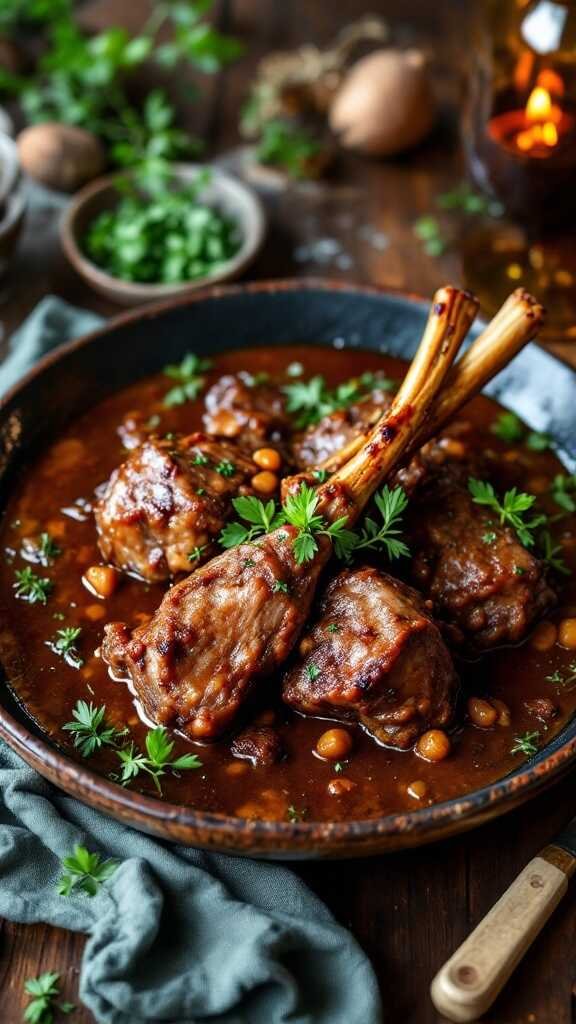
[329,48,435,157]
[17,123,106,192]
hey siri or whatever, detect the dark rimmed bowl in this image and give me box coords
[1,279,576,859]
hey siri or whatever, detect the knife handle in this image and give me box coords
[430,844,576,1023]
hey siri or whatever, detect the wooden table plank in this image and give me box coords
[1,1,576,1021]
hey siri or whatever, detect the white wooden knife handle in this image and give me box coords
[430,845,576,1023]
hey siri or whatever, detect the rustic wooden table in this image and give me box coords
[2,1,576,1021]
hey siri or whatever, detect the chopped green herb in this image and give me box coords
[283,371,394,429]
[482,531,497,545]
[256,118,321,178]
[437,182,503,217]
[546,662,576,689]
[514,565,526,576]
[114,726,202,795]
[188,545,208,563]
[196,488,206,496]
[510,731,540,756]
[220,496,284,548]
[306,663,320,681]
[327,623,341,634]
[23,971,74,1024]
[338,486,410,562]
[243,558,256,567]
[551,474,576,514]
[192,451,210,466]
[272,580,289,594]
[47,626,83,669]
[312,469,328,484]
[540,529,570,576]
[214,459,236,478]
[35,532,61,566]
[468,479,546,548]
[413,216,448,257]
[526,431,552,452]
[287,361,304,377]
[14,567,53,605]
[57,844,119,898]
[491,411,524,443]
[162,352,213,407]
[334,761,344,774]
[286,804,307,823]
[62,700,128,758]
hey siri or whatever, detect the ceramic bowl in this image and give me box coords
[60,164,266,306]
[1,280,575,858]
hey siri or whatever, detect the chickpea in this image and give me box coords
[407,779,429,801]
[530,620,558,652]
[316,728,353,761]
[83,602,106,622]
[251,470,279,495]
[558,618,576,649]
[328,778,356,797]
[467,697,498,729]
[416,729,451,763]
[438,438,466,459]
[211,410,241,438]
[82,564,120,599]
[491,698,511,727]
[253,447,282,472]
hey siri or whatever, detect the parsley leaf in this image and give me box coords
[491,411,524,443]
[163,352,212,406]
[14,567,53,604]
[57,844,119,898]
[219,496,284,549]
[47,626,84,669]
[510,731,540,756]
[468,479,546,548]
[539,529,570,576]
[341,486,410,562]
[283,371,395,429]
[62,700,128,758]
[23,971,74,1024]
[551,474,576,514]
[114,726,202,795]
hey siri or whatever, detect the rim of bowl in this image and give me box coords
[2,276,576,851]
[59,163,267,298]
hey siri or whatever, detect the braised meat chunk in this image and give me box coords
[283,567,458,749]
[408,471,556,651]
[231,725,285,766]
[101,526,329,740]
[95,433,255,582]
[203,372,290,452]
[292,389,393,469]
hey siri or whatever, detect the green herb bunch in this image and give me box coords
[83,170,241,285]
[0,1,243,177]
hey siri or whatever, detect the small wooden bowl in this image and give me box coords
[60,164,266,306]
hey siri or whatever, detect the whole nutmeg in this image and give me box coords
[17,123,106,192]
[329,48,435,157]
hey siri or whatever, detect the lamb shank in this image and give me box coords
[102,286,477,740]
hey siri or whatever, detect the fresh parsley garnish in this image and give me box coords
[482,531,497,545]
[286,804,307,823]
[551,474,576,514]
[526,431,552,451]
[23,972,74,1024]
[340,486,410,562]
[188,544,208,563]
[312,469,328,483]
[468,479,546,548]
[510,731,540,756]
[281,484,355,565]
[272,580,289,594]
[327,623,341,634]
[546,662,576,689]
[22,531,61,567]
[539,529,570,576]
[220,495,285,548]
[283,371,395,429]
[192,450,210,466]
[334,761,344,773]
[13,567,53,604]
[114,726,202,795]
[57,844,119,898]
[306,663,320,681]
[47,627,84,669]
[214,459,236,477]
[62,700,128,758]
[491,411,524,443]
[163,353,212,407]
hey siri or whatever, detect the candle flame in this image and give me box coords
[526,86,553,121]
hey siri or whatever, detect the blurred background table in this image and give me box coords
[2,1,576,1021]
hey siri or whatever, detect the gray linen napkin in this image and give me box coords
[0,297,382,1024]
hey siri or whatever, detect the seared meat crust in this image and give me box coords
[291,390,393,469]
[101,526,330,740]
[408,471,556,651]
[95,433,255,582]
[231,725,285,766]
[283,566,458,749]
[203,373,290,452]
